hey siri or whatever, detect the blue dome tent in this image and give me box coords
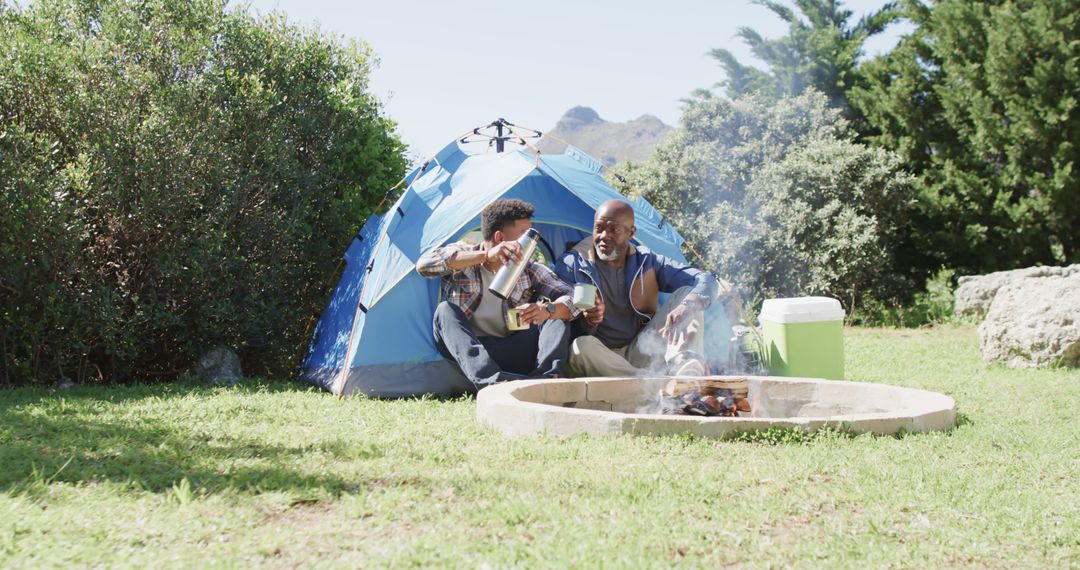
[300,120,729,397]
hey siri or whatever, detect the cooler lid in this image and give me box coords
[758,296,845,324]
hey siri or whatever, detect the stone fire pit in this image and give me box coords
[477,376,956,438]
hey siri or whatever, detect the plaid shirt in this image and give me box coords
[416,241,579,320]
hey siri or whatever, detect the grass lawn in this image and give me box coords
[1,327,1077,568]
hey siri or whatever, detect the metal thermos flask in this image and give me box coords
[488,228,540,299]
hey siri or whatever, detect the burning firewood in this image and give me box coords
[663,378,748,397]
[659,377,752,417]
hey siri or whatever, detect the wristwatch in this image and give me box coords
[545,302,558,317]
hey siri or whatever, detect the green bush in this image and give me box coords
[851,268,957,328]
[620,90,915,312]
[0,0,406,385]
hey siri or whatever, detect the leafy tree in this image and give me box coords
[0,0,406,385]
[710,0,900,111]
[852,0,1080,274]
[619,90,915,312]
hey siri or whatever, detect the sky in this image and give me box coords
[240,1,912,159]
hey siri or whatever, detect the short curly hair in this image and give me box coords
[481,199,535,241]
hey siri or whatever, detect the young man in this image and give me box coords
[556,199,720,377]
[416,199,579,390]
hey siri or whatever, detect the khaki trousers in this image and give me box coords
[566,286,704,377]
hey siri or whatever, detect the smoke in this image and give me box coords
[701,292,767,376]
[613,94,885,415]
[624,91,914,319]
[626,289,765,414]
[630,326,673,376]
[614,94,849,379]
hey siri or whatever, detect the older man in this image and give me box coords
[556,199,720,377]
[416,199,579,390]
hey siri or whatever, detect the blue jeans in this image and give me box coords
[432,301,570,390]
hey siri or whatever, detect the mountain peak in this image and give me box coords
[539,106,674,167]
[560,106,602,125]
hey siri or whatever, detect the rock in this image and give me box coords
[955,264,1080,318]
[977,275,1080,368]
[194,347,243,386]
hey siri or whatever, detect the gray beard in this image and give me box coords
[596,246,622,262]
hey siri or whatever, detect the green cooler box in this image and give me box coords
[759,297,845,380]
